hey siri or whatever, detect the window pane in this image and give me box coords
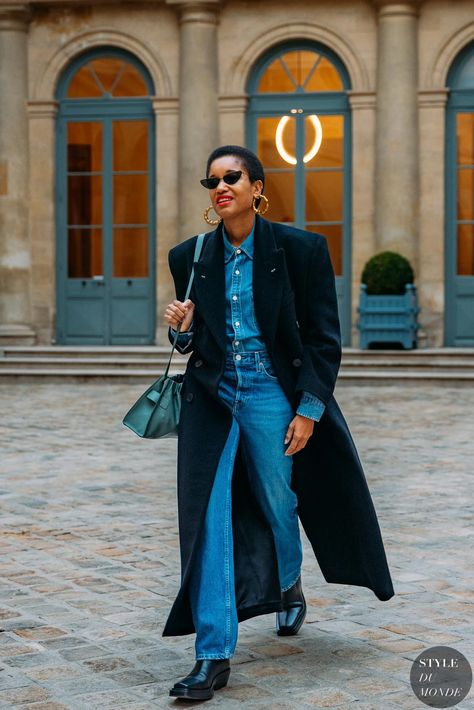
[68,176,102,226]
[457,113,474,165]
[280,51,321,89]
[257,50,343,93]
[67,65,102,98]
[113,175,148,224]
[89,58,124,94]
[258,58,296,93]
[113,63,148,97]
[67,58,148,99]
[264,173,295,223]
[457,224,474,275]
[305,56,343,91]
[68,228,103,278]
[305,115,343,168]
[113,121,148,171]
[306,225,343,276]
[257,116,296,168]
[457,169,474,220]
[67,123,102,172]
[305,171,343,222]
[113,228,148,277]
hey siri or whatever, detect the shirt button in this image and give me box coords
[234,341,239,346]
[234,321,240,327]
[235,354,242,361]
[235,269,240,275]
[292,358,302,367]
[236,249,242,254]
[232,295,238,301]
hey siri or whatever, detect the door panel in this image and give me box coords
[58,115,155,344]
[446,110,474,345]
[250,107,350,342]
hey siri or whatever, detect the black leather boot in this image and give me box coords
[169,659,231,701]
[276,575,307,636]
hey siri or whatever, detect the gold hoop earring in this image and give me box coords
[253,194,269,215]
[203,205,222,226]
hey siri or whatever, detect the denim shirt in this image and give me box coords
[171,224,326,422]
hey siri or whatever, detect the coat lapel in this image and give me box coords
[192,216,286,355]
[192,223,227,354]
[253,216,286,352]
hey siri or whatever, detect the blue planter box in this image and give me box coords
[357,283,420,349]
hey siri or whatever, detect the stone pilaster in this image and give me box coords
[0,4,35,344]
[168,0,220,241]
[373,1,420,265]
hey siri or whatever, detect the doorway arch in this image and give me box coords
[246,40,352,344]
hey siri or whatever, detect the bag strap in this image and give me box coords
[164,233,206,378]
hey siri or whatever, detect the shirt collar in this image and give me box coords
[222,220,255,263]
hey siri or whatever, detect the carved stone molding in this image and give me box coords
[27,100,59,119]
[347,91,377,110]
[0,4,31,31]
[167,0,220,25]
[373,0,422,17]
[418,89,449,109]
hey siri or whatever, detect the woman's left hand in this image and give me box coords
[284,415,315,456]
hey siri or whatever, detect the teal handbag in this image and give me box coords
[122,233,205,439]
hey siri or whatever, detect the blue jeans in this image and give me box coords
[188,351,303,660]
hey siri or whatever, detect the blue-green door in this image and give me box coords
[56,50,156,344]
[445,43,474,345]
[246,42,352,345]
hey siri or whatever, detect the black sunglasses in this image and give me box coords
[200,170,243,190]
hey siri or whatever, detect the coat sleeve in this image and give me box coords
[167,245,195,355]
[295,236,342,404]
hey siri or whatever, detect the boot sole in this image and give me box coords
[276,602,307,636]
[169,668,230,701]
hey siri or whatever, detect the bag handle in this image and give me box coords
[164,233,206,378]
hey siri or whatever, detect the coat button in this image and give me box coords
[194,359,203,368]
[186,392,194,402]
[292,358,302,367]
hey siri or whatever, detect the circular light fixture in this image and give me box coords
[275,114,323,165]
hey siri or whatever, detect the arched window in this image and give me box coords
[445,41,474,346]
[55,49,156,345]
[247,41,352,344]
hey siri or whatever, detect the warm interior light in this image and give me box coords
[275,114,323,165]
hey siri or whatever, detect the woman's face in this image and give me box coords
[207,155,263,221]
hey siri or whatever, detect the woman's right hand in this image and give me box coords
[164,299,195,332]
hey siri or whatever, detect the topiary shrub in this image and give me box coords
[361,251,414,295]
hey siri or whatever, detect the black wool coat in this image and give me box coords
[162,215,394,637]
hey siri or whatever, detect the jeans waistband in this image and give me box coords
[225,350,272,366]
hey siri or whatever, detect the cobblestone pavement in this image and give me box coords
[0,381,473,710]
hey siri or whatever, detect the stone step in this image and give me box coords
[1,347,474,383]
[2,355,474,372]
[1,367,473,384]
[0,346,172,359]
[0,356,179,370]
[2,346,474,360]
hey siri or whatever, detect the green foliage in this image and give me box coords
[361,251,414,295]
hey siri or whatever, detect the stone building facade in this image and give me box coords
[0,0,473,347]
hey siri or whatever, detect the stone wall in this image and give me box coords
[0,0,472,346]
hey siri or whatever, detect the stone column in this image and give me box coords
[0,5,34,344]
[168,0,220,241]
[373,1,419,264]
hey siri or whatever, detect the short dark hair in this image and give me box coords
[206,145,265,191]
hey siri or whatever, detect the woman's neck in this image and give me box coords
[223,213,255,246]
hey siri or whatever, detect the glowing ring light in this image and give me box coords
[275,114,323,165]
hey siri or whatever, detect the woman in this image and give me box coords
[163,145,394,701]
